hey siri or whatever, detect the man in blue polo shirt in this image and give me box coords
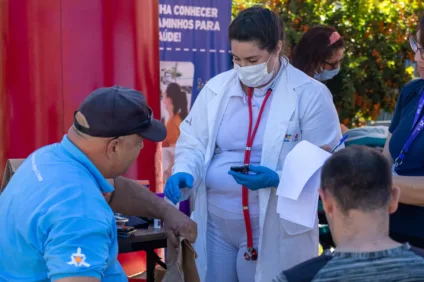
[0,86,197,282]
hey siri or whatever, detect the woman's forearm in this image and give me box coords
[382,135,424,206]
[393,175,424,206]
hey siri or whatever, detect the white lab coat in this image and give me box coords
[172,63,342,282]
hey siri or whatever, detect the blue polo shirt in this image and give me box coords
[389,78,424,239]
[0,135,127,281]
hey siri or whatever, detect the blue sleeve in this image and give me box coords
[44,217,112,281]
[390,80,424,133]
[389,89,404,133]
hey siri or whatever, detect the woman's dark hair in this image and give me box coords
[291,25,345,76]
[228,6,284,53]
[165,83,188,120]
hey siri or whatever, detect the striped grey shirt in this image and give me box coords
[273,244,424,282]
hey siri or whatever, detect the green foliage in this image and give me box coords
[232,0,423,126]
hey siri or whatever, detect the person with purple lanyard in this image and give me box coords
[383,12,424,249]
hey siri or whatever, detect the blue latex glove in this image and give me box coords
[164,172,194,204]
[228,165,279,190]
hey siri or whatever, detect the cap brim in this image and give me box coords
[139,119,167,142]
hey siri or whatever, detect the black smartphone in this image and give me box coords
[117,225,136,233]
[118,229,137,238]
[230,165,249,173]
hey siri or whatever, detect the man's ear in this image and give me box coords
[319,188,334,215]
[389,186,401,214]
[106,138,120,159]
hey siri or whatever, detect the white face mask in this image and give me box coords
[234,54,277,88]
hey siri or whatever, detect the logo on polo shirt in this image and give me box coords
[67,247,91,267]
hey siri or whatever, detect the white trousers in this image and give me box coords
[205,212,260,282]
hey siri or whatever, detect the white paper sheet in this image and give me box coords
[277,170,321,228]
[277,140,331,229]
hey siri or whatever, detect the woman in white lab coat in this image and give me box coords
[165,6,342,282]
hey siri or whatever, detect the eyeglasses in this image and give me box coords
[324,58,343,70]
[409,35,424,61]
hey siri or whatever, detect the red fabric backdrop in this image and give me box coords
[0,0,162,277]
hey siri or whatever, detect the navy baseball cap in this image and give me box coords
[74,85,166,142]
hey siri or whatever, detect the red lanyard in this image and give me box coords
[242,87,273,261]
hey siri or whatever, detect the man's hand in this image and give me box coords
[162,205,197,248]
[109,176,197,247]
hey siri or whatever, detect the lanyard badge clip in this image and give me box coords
[394,157,403,168]
[394,150,406,168]
[244,247,258,261]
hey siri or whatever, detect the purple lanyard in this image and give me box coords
[394,87,424,168]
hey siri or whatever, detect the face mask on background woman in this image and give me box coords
[314,67,340,81]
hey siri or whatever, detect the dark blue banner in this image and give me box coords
[159,0,232,105]
[158,0,232,185]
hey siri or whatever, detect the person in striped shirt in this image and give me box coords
[273,146,424,282]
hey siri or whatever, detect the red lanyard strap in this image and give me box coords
[242,87,273,261]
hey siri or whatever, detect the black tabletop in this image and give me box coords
[118,226,167,253]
